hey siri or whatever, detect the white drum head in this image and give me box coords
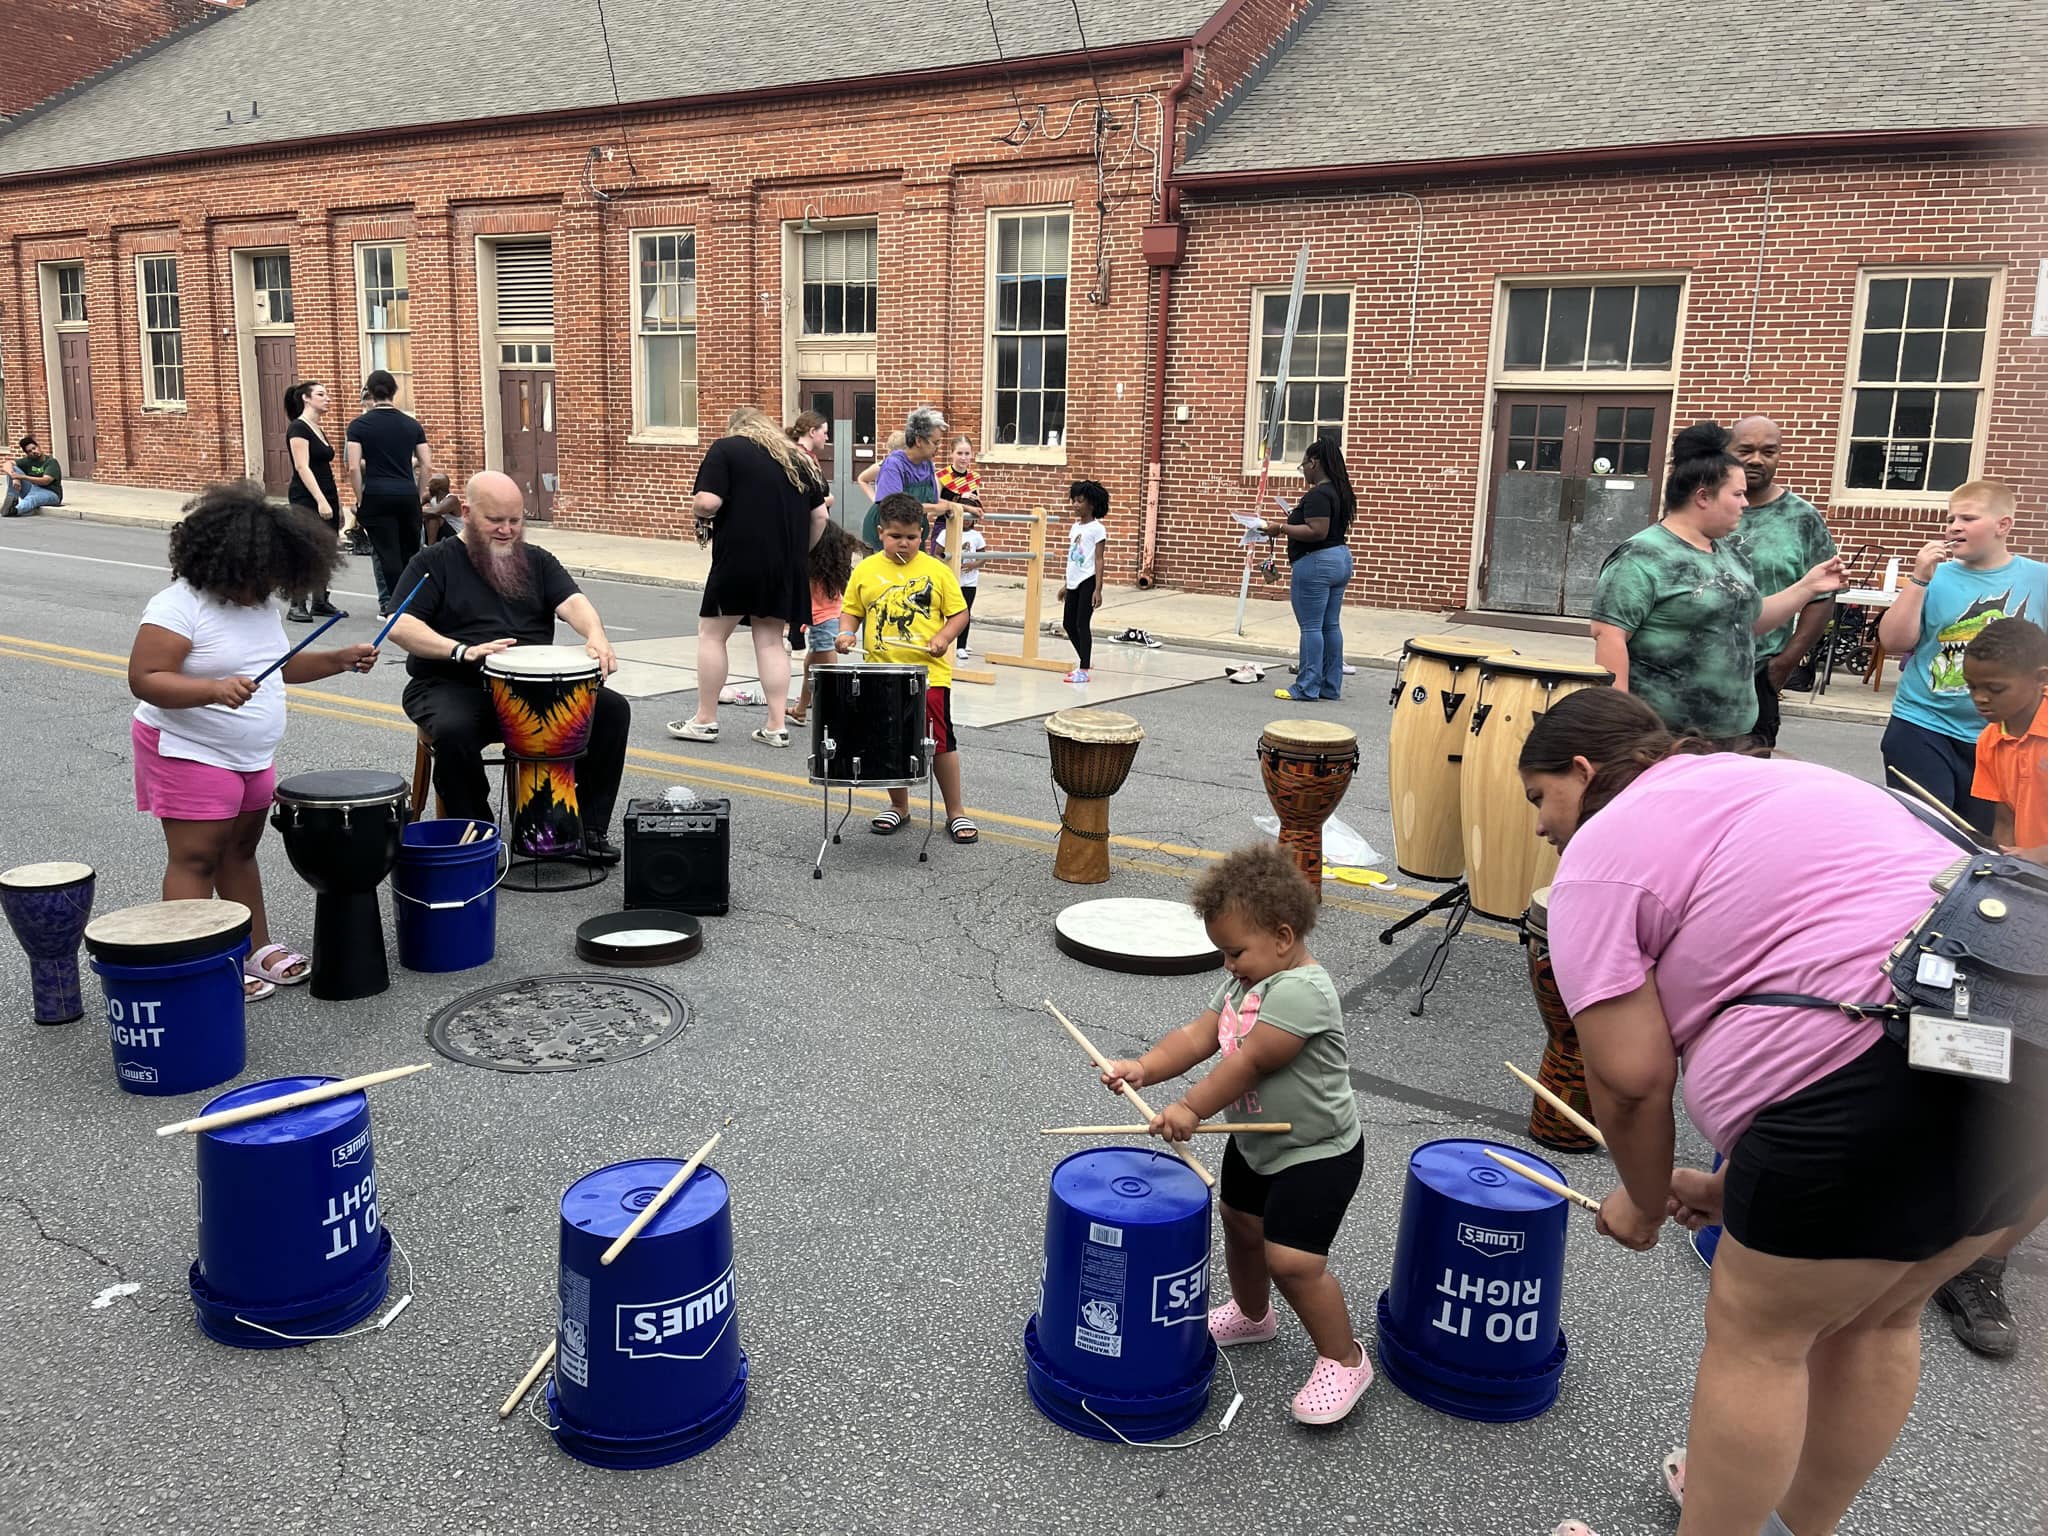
[1054,898,1221,976]
[86,898,251,947]
[0,861,93,889]
[483,645,601,681]
[1046,708,1144,746]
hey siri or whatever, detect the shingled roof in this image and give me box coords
[1180,0,2048,179]
[0,0,1219,179]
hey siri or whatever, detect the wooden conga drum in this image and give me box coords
[1523,886,1597,1152]
[1387,636,1511,881]
[1257,719,1360,895]
[1045,708,1145,884]
[1461,658,1612,920]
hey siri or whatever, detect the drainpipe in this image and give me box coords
[1137,44,1195,589]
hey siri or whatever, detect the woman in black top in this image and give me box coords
[344,369,433,617]
[283,380,343,623]
[1258,436,1357,702]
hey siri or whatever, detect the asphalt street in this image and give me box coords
[0,518,2040,1536]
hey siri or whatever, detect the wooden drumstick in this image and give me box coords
[1482,1148,1603,1213]
[498,1339,556,1419]
[1041,1123,1291,1135]
[1885,766,1983,838]
[155,1062,432,1137]
[1043,1000,1214,1188]
[599,1132,721,1266]
[1505,1061,1607,1150]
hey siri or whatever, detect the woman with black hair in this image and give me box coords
[1523,687,2046,1536]
[1259,436,1356,702]
[345,369,433,619]
[127,481,379,1000]
[283,380,342,623]
[1591,423,1844,742]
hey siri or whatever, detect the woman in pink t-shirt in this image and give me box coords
[1518,688,2043,1536]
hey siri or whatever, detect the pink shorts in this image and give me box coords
[132,720,276,822]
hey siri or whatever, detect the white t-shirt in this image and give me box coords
[937,526,987,588]
[1065,519,1107,590]
[132,581,289,772]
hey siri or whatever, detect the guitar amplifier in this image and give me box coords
[622,797,730,915]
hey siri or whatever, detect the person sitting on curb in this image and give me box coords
[0,434,64,516]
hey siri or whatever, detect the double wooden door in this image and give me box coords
[799,378,876,537]
[498,370,558,521]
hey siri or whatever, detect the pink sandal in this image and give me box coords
[245,942,309,987]
[1208,1298,1279,1346]
[1662,1447,1685,1505]
[1290,1340,1373,1424]
[1551,1525,1601,1536]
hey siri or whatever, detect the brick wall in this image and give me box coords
[0,0,215,120]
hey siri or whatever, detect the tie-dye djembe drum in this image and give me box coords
[0,862,96,1024]
[1257,720,1360,896]
[485,646,602,866]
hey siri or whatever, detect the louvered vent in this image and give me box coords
[495,241,554,329]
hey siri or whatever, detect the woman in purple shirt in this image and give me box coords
[1519,688,2043,1536]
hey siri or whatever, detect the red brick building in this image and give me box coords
[0,0,221,121]
[0,0,2041,614]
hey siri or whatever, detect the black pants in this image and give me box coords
[959,585,978,648]
[1880,715,1996,836]
[1063,578,1096,670]
[1751,664,1782,749]
[357,490,422,613]
[404,674,631,836]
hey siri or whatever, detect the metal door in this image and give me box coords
[253,334,298,493]
[498,369,557,520]
[799,378,876,539]
[57,331,95,479]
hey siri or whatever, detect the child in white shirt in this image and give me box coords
[1062,481,1108,684]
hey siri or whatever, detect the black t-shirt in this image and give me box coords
[285,419,339,512]
[346,406,428,496]
[1286,480,1349,560]
[397,537,580,683]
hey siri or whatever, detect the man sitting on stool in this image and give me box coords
[389,471,628,862]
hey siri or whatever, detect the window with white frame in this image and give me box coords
[55,265,85,325]
[801,227,876,336]
[356,243,411,406]
[1841,270,1997,497]
[988,211,1069,451]
[634,230,698,435]
[252,252,293,327]
[1248,288,1351,469]
[138,255,184,407]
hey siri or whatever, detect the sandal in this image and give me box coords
[786,707,807,726]
[1661,1448,1685,1506]
[243,976,276,1002]
[245,943,310,986]
[947,816,979,845]
[871,809,905,835]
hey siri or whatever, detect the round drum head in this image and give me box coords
[1,861,93,890]
[275,770,409,806]
[1527,884,1551,935]
[85,899,251,965]
[1479,656,1614,684]
[1046,708,1144,745]
[1404,635,1511,663]
[484,645,603,679]
[1260,718,1359,753]
[575,910,704,968]
[1054,898,1220,976]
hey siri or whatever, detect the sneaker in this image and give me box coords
[666,719,719,742]
[310,599,342,618]
[1934,1256,2016,1358]
[1062,669,1089,684]
[956,645,972,661]
[286,605,314,624]
[1208,1298,1279,1346]
[1290,1342,1373,1425]
[1341,663,1357,675]
[751,727,790,749]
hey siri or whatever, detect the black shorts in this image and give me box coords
[1220,1135,1363,1256]
[1725,1036,2048,1262]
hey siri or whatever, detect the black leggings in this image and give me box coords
[1063,578,1096,670]
[960,585,977,648]
[357,490,422,613]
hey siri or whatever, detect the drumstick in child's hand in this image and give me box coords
[1044,1000,1214,1188]
[1040,1123,1291,1135]
[1505,1061,1607,1150]
[1482,1148,1602,1212]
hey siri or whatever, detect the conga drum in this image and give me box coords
[0,861,96,1024]
[1045,708,1145,885]
[1523,887,1597,1153]
[484,646,603,856]
[1461,658,1612,921]
[1257,720,1360,894]
[1387,637,1510,882]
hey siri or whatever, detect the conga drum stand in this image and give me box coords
[499,749,608,893]
[1377,881,1472,1017]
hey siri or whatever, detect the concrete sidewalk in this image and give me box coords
[38,479,1896,725]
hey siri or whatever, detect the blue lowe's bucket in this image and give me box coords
[187,1075,394,1349]
[1375,1138,1570,1422]
[546,1158,748,1469]
[1025,1147,1215,1442]
[1692,1152,1726,1269]
[84,899,251,1097]
[392,820,503,974]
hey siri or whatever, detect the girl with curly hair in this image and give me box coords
[126,481,380,1000]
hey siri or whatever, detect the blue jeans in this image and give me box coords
[1,484,58,515]
[1288,544,1353,698]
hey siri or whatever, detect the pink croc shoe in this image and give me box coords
[1207,1299,1279,1346]
[1551,1525,1601,1536]
[1290,1340,1373,1424]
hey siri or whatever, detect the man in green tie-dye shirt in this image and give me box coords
[1729,416,1837,748]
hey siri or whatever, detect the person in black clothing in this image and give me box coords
[1258,436,1356,702]
[345,369,433,617]
[387,471,629,861]
[283,381,344,623]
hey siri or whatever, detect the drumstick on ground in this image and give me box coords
[1505,1061,1607,1151]
[498,1339,556,1419]
[155,1062,431,1137]
[1041,1123,1290,1135]
[1885,766,1984,838]
[1043,1000,1214,1188]
[599,1132,721,1266]
[1482,1148,1603,1213]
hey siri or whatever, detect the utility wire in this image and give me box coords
[983,0,1033,144]
[593,0,640,177]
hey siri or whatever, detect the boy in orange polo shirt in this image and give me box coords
[1965,617,2048,863]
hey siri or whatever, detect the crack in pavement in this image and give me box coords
[5,1195,170,1315]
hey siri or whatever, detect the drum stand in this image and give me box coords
[1377,881,1473,1016]
[811,738,938,879]
[498,750,608,893]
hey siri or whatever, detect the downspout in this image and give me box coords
[1137,44,1195,589]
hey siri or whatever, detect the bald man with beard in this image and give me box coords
[1729,415,1838,748]
[389,472,630,861]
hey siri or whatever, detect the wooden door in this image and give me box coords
[799,378,876,538]
[498,369,557,521]
[253,334,297,493]
[57,331,94,480]
[1561,398,1663,613]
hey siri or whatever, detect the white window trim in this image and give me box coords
[627,227,700,446]
[136,253,185,411]
[1487,273,1687,392]
[1830,264,2004,509]
[981,205,1072,466]
[1241,283,1356,477]
[353,239,413,409]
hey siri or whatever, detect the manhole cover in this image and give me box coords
[427,974,690,1073]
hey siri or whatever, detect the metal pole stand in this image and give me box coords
[1378,881,1472,1016]
[499,750,608,893]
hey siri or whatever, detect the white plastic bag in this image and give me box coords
[1252,813,1382,870]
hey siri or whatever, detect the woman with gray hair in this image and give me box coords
[864,405,945,548]
[669,407,829,749]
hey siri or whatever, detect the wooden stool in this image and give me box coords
[409,728,502,823]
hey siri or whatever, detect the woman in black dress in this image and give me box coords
[668,407,828,749]
[283,380,343,623]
